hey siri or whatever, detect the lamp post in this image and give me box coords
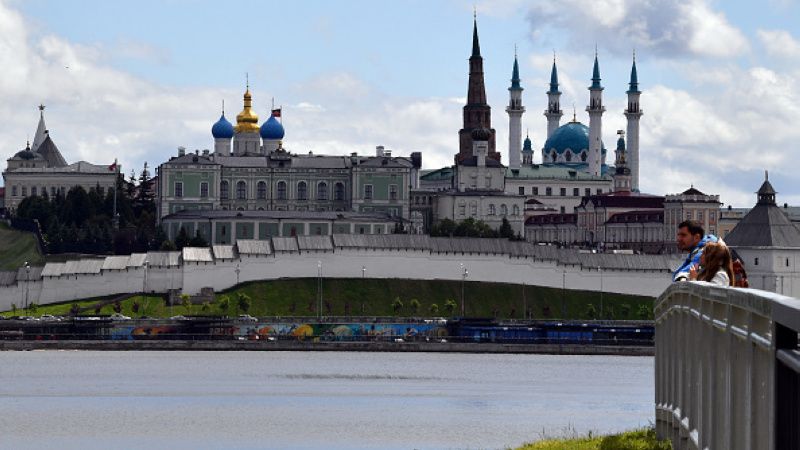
[361,265,366,279]
[562,268,567,319]
[24,261,30,313]
[460,263,468,317]
[235,262,241,286]
[598,266,603,319]
[317,261,322,321]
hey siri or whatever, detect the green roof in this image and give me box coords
[505,164,611,181]
[420,167,454,181]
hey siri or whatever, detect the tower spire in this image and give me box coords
[591,52,602,89]
[32,103,49,152]
[624,51,643,191]
[586,50,605,176]
[507,50,525,168]
[471,13,481,58]
[544,52,563,138]
[458,13,497,164]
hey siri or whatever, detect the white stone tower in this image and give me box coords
[625,55,643,191]
[506,53,524,168]
[544,57,562,139]
[586,53,605,176]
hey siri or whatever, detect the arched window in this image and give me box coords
[551,151,557,162]
[334,182,345,201]
[297,181,307,200]
[500,204,508,216]
[277,181,287,200]
[565,151,572,162]
[220,180,229,200]
[236,181,247,200]
[31,186,37,196]
[257,181,267,200]
[488,204,495,215]
[513,205,520,216]
[580,152,587,162]
[317,182,328,201]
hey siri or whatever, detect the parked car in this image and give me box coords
[238,314,258,322]
[40,315,62,322]
[109,313,131,321]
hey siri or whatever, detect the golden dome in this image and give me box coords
[235,88,260,133]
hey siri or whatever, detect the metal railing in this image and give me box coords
[655,282,800,450]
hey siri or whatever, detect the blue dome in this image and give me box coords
[260,115,285,140]
[543,121,605,156]
[211,114,234,139]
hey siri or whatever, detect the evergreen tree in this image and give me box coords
[174,227,190,250]
[499,217,514,239]
[188,230,208,247]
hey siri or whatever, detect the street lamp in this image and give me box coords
[23,261,30,313]
[460,263,468,317]
[598,266,604,319]
[361,265,366,279]
[235,262,241,286]
[143,260,149,294]
[317,261,322,321]
[562,268,567,319]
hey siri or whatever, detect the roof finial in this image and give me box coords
[473,5,476,20]
[553,49,556,63]
[633,48,636,62]
[38,103,45,112]
[595,43,598,57]
[514,43,517,58]
[246,72,249,90]
[765,170,769,181]
[221,99,225,114]
[572,102,576,122]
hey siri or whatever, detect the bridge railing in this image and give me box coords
[655,282,800,450]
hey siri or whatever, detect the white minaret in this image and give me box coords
[586,53,605,177]
[544,56,563,139]
[625,54,643,191]
[506,53,524,168]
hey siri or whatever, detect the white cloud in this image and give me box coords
[757,29,800,60]
[526,0,749,58]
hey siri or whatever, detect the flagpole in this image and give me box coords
[112,158,119,230]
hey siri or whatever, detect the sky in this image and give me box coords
[1,0,799,207]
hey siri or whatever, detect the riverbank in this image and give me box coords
[517,427,670,449]
[0,339,654,355]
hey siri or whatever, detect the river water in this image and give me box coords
[0,351,653,449]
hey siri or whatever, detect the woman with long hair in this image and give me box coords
[688,242,734,286]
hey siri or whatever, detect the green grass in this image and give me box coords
[4,278,655,321]
[0,223,44,270]
[517,428,671,450]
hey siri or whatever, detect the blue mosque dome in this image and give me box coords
[260,115,285,140]
[211,113,234,139]
[542,121,606,161]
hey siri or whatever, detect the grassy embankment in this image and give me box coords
[4,278,655,320]
[0,223,44,270]
[517,427,670,450]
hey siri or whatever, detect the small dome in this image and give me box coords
[471,127,492,141]
[211,114,234,139]
[260,115,285,140]
[543,121,606,155]
[14,149,36,160]
[522,135,533,153]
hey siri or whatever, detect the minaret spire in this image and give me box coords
[586,51,605,176]
[625,51,643,191]
[545,53,563,138]
[507,51,525,168]
[457,13,498,164]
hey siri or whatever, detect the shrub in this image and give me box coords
[409,299,420,315]
[391,297,404,315]
[586,303,597,320]
[429,303,439,315]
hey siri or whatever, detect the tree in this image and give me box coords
[586,303,598,320]
[637,304,651,320]
[160,240,177,251]
[181,294,191,312]
[70,303,80,316]
[29,303,38,315]
[174,227,190,250]
[391,297,404,315]
[188,230,208,248]
[218,295,231,315]
[237,292,251,314]
[444,299,457,316]
[620,303,631,319]
[499,217,514,239]
[429,303,439,315]
[431,218,456,237]
[409,299,420,315]
[201,301,211,314]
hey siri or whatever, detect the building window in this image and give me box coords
[364,184,373,200]
[277,181,287,200]
[334,182,345,201]
[317,182,328,201]
[470,203,477,216]
[257,181,267,200]
[459,204,466,216]
[560,188,566,196]
[297,181,307,200]
[596,188,602,195]
[200,182,209,198]
[174,182,183,198]
[698,211,704,221]
[585,188,591,197]
[513,205,519,216]
[389,184,398,201]
[31,186,37,196]
[686,211,692,220]
[545,187,552,196]
[22,186,27,197]
[573,188,579,196]
[532,187,539,196]
[11,185,17,196]
[565,151,572,162]
[488,204,495,215]
[518,186,524,195]
[787,258,790,267]
[220,180,229,200]
[754,257,759,266]
[710,211,716,221]
[236,181,247,200]
[500,204,508,216]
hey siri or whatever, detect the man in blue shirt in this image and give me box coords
[673,220,719,282]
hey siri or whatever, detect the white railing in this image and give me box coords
[655,282,800,450]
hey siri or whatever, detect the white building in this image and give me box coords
[725,175,800,298]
